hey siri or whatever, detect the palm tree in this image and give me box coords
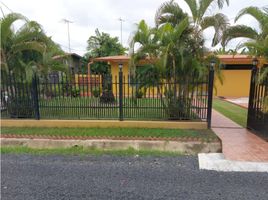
[1,13,68,116]
[0,13,47,74]
[129,20,159,76]
[129,20,160,104]
[222,6,268,111]
[222,7,268,80]
[129,1,230,119]
[130,16,206,118]
[155,0,230,47]
[130,1,216,84]
[1,13,67,79]
[222,6,268,48]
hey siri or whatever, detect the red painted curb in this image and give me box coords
[0,134,219,142]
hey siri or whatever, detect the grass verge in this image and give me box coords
[213,99,247,127]
[1,146,183,156]
[1,127,217,140]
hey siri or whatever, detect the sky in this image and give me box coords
[1,0,267,56]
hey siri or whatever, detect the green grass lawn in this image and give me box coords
[213,99,248,127]
[37,97,167,120]
[1,96,202,120]
[36,96,201,120]
[1,146,183,156]
[0,97,166,120]
[1,127,217,141]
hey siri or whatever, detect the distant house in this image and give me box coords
[90,55,151,79]
[50,53,82,83]
[88,55,267,98]
[53,53,82,74]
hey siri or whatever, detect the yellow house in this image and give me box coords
[93,55,130,79]
[88,55,265,98]
[215,55,253,97]
[90,55,155,97]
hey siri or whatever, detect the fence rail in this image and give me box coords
[1,69,214,124]
[247,67,268,140]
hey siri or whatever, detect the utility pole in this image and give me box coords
[61,18,73,53]
[118,17,125,45]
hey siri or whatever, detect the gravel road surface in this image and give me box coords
[1,154,268,200]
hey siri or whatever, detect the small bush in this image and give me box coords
[136,90,144,98]
[164,90,174,98]
[71,88,80,97]
[8,96,34,118]
[167,97,191,120]
[92,88,101,98]
[100,90,115,103]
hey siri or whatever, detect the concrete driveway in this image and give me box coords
[225,97,249,108]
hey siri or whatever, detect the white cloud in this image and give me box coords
[1,0,267,56]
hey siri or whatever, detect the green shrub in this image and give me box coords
[92,87,101,98]
[100,89,115,103]
[136,89,144,98]
[8,96,34,118]
[164,89,174,98]
[167,97,191,120]
[71,88,80,97]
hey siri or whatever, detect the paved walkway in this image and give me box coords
[225,97,249,108]
[212,110,268,162]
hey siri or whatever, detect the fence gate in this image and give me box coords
[247,67,268,140]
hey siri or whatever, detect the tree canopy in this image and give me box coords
[85,29,126,74]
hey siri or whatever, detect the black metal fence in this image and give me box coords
[1,69,214,125]
[247,67,268,140]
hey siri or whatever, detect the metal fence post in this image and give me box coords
[207,65,215,129]
[119,66,123,121]
[32,74,40,120]
[247,65,257,128]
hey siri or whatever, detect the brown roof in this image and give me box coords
[53,53,82,60]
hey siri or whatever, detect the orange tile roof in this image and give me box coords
[217,55,253,65]
[92,54,266,65]
[217,55,251,59]
[93,55,130,62]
